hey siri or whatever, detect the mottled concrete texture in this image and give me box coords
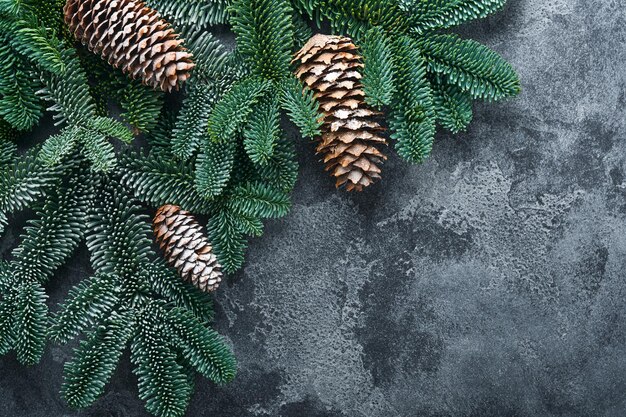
[2,0,626,415]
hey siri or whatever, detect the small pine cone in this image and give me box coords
[153,205,222,292]
[294,34,387,192]
[64,0,194,92]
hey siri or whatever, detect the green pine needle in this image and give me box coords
[195,138,236,199]
[49,273,119,344]
[38,48,95,126]
[207,209,247,274]
[132,302,193,417]
[418,33,521,101]
[389,35,436,163]
[279,77,323,139]
[119,81,164,134]
[207,77,271,143]
[86,182,152,279]
[121,151,215,214]
[0,15,65,74]
[38,127,80,167]
[143,261,215,324]
[146,0,232,26]
[86,116,134,144]
[404,0,508,33]
[0,295,16,355]
[10,167,92,284]
[0,41,43,130]
[243,96,280,165]
[62,308,136,409]
[165,306,237,385]
[14,281,48,365]
[230,0,294,81]
[321,0,408,38]
[0,150,58,216]
[252,138,299,194]
[361,26,395,108]
[432,80,473,133]
[173,84,216,161]
[228,182,291,219]
[81,130,117,173]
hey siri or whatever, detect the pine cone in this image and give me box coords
[153,205,222,292]
[64,0,194,92]
[294,34,387,192]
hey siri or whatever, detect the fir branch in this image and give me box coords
[62,308,136,409]
[0,67,42,130]
[119,80,164,134]
[121,151,215,214]
[11,164,93,284]
[361,26,395,108]
[279,77,322,139]
[0,131,17,164]
[146,0,232,26]
[179,27,234,84]
[0,0,26,15]
[291,0,321,20]
[229,0,294,81]
[432,80,473,133]
[49,273,119,344]
[195,138,236,199]
[143,261,215,323]
[172,84,216,160]
[86,182,152,280]
[0,41,43,130]
[252,138,298,193]
[28,0,64,31]
[0,70,42,130]
[321,0,408,38]
[417,33,521,101]
[86,116,134,144]
[243,96,280,165]
[232,212,264,237]
[132,301,193,417]
[292,13,313,50]
[403,0,507,32]
[207,77,271,143]
[228,182,291,219]
[207,208,247,274]
[40,123,127,173]
[14,281,48,365]
[38,48,96,126]
[1,17,65,74]
[165,306,236,384]
[0,150,56,216]
[81,129,117,172]
[145,110,176,151]
[389,35,436,163]
[38,127,80,167]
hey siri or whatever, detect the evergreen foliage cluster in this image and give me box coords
[0,0,520,415]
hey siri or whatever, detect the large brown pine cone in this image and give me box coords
[294,34,387,192]
[153,205,222,292]
[64,0,194,92]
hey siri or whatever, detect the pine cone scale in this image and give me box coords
[153,205,222,292]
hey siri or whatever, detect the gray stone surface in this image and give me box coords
[2,0,626,415]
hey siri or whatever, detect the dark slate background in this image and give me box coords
[2,0,626,415]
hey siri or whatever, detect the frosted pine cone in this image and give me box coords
[294,34,387,192]
[153,205,222,292]
[64,0,194,92]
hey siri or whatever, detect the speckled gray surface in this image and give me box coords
[2,0,626,416]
